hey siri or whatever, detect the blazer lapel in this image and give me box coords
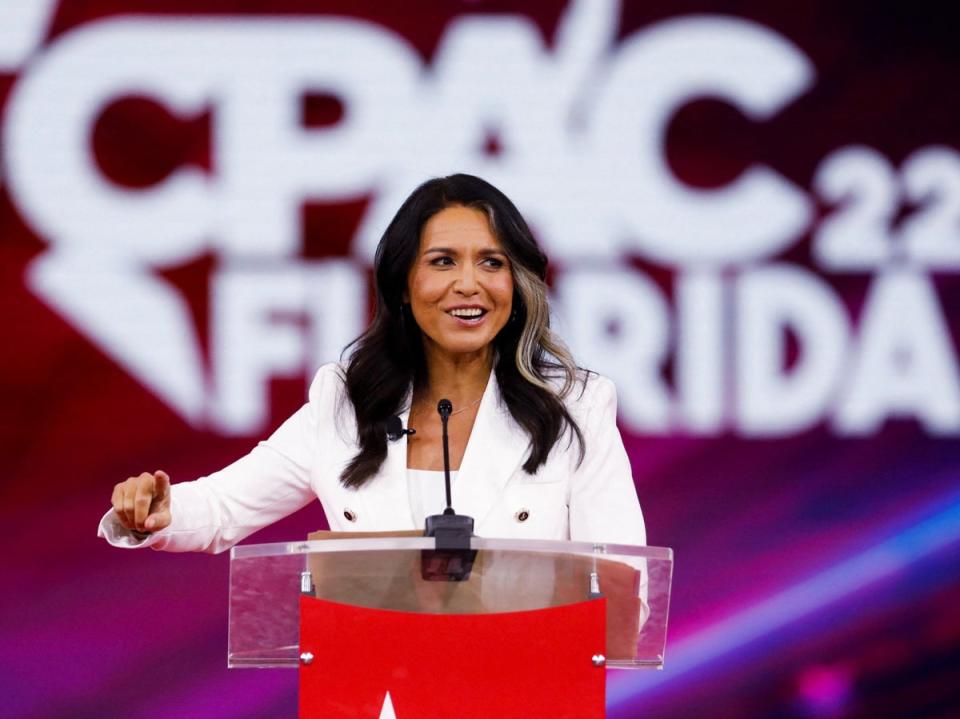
[358,403,417,530]
[454,371,529,524]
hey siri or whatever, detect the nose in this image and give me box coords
[453,263,479,295]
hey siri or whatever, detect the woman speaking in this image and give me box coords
[99,174,646,552]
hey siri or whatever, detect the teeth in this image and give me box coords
[449,308,484,318]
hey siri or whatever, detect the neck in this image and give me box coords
[419,345,493,407]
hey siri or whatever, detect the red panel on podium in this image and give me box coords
[298,595,606,718]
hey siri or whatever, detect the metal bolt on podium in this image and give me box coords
[300,570,314,596]
[592,654,606,667]
[300,652,314,665]
[588,571,602,599]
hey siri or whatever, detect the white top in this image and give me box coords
[407,469,459,526]
[97,364,646,553]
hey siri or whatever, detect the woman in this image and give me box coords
[99,174,645,552]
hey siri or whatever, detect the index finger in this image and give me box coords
[133,473,158,529]
[153,470,170,497]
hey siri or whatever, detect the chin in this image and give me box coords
[429,334,498,357]
[440,342,496,357]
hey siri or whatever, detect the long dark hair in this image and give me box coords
[340,174,584,488]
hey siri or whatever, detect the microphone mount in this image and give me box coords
[386,415,416,442]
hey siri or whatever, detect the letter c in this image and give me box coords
[590,15,814,266]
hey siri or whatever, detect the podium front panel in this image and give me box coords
[228,537,672,669]
[298,595,607,718]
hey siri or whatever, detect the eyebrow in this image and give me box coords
[423,247,507,256]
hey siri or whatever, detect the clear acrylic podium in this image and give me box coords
[228,535,673,717]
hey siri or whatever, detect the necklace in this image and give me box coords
[417,395,482,417]
[448,397,482,416]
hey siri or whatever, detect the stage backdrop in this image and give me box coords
[2,1,959,717]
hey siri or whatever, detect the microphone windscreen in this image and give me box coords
[437,399,453,418]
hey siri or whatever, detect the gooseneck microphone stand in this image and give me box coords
[423,399,477,580]
[438,399,455,515]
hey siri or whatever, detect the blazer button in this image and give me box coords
[515,509,530,522]
[343,508,357,523]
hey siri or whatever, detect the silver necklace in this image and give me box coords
[448,397,482,416]
[419,395,482,417]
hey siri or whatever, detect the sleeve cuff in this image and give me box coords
[97,508,160,548]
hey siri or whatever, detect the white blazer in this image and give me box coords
[99,364,646,553]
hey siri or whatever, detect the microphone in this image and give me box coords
[422,398,476,579]
[386,416,416,442]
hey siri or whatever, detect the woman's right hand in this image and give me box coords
[111,471,172,533]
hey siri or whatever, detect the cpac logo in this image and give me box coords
[3,0,960,436]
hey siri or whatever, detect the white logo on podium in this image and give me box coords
[379,691,397,719]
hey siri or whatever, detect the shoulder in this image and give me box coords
[306,363,357,443]
[555,370,617,419]
[307,362,348,403]
[307,363,352,423]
